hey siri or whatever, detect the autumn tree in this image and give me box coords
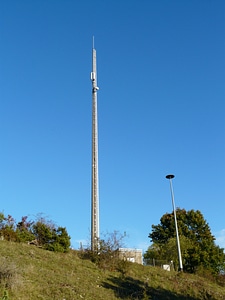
[144,208,225,274]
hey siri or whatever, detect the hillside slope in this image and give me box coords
[0,241,224,299]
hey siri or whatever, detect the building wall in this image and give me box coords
[118,248,143,265]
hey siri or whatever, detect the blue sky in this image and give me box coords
[1,0,225,252]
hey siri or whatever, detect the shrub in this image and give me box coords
[0,212,71,253]
[79,231,129,274]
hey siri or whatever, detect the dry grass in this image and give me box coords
[0,240,224,299]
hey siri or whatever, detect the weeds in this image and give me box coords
[0,259,16,289]
[0,290,9,300]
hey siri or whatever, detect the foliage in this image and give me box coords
[29,216,71,253]
[97,231,126,271]
[79,231,129,273]
[145,208,225,274]
[0,214,18,242]
[16,216,35,242]
[0,212,70,253]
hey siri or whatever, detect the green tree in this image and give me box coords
[32,218,71,252]
[145,208,225,274]
[44,227,71,253]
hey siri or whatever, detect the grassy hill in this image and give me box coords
[0,241,224,300]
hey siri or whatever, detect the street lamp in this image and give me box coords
[166,174,183,272]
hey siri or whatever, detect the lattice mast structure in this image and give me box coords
[91,39,99,252]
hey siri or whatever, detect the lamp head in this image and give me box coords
[166,174,175,179]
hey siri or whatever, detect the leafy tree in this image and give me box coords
[145,208,225,274]
[32,218,71,252]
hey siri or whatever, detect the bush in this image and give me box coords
[0,212,71,253]
[79,231,129,274]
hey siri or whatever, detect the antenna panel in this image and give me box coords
[91,72,96,81]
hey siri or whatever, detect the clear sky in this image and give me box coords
[1,0,225,251]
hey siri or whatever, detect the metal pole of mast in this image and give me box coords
[166,175,183,271]
[91,40,99,252]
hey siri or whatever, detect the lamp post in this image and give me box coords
[166,174,183,272]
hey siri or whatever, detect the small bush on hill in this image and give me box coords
[79,231,130,275]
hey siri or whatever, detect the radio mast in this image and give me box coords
[91,38,99,251]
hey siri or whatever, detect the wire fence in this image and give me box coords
[144,258,175,271]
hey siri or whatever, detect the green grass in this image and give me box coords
[0,240,224,299]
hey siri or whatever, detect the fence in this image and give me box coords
[144,258,174,271]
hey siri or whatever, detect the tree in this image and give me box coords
[32,217,71,252]
[145,208,225,274]
[45,227,71,253]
